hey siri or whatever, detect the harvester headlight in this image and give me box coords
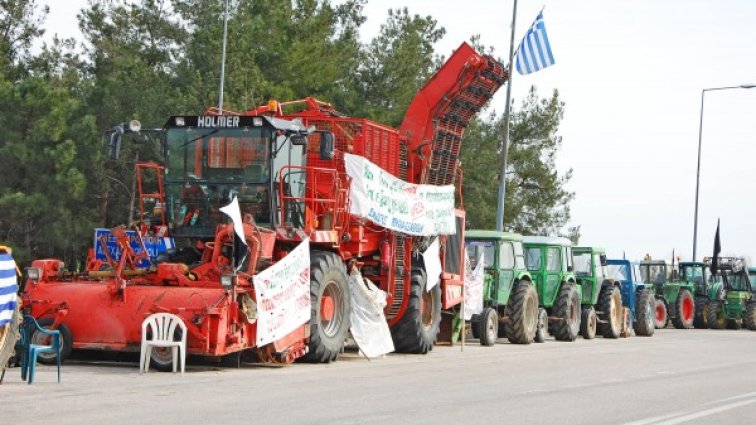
[26,267,41,282]
[252,117,263,127]
[221,274,237,288]
[129,120,142,133]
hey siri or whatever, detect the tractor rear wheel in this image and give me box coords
[32,318,73,365]
[552,284,581,342]
[671,289,695,329]
[391,268,441,354]
[597,285,623,339]
[744,302,756,330]
[503,281,538,345]
[534,309,547,343]
[707,301,727,329]
[654,298,668,329]
[477,307,498,346]
[633,290,655,337]
[300,251,351,363]
[693,297,709,329]
[580,307,597,339]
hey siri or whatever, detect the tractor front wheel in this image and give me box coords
[597,285,623,339]
[744,302,756,331]
[693,297,709,329]
[477,307,498,346]
[671,289,695,329]
[654,298,668,329]
[552,284,581,342]
[300,251,351,363]
[390,268,442,354]
[503,281,538,345]
[707,301,727,330]
[634,290,655,337]
[534,309,548,343]
[580,307,597,339]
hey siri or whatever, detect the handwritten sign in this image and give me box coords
[344,154,456,236]
[253,239,311,346]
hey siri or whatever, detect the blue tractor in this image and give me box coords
[607,259,655,336]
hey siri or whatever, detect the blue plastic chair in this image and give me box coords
[20,316,61,384]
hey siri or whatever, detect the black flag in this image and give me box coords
[710,219,721,275]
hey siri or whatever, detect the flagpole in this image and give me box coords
[495,0,519,231]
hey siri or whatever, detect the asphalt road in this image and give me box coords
[3,329,756,425]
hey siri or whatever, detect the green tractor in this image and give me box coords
[523,236,579,342]
[639,260,696,329]
[703,257,756,330]
[464,230,538,346]
[677,261,711,328]
[573,247,625,339]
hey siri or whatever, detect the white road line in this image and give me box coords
[623,393,756,425]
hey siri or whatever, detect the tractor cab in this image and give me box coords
[702,257,756,329]
[639,261,670,289]
[572,246,610,305]
[678,261,708,295]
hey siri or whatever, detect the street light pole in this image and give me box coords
[692,84,755,261]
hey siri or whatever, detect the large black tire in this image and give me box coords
[534,309,547,343]
[707,300,727,329]
[503,281,538,345]
[477,307,498,346]
[552,284,581,342]
[744,302,756,331]
[0,298,21,373]
[580,307,597,340]
[33,317,73,365]
[470,315,481,339]
[693,297,709,329]
[671,289,695,329]
[300,251,351,363]
[391,268,442,354]
[597,285,623,339]
[654,298,668,329]
[727,318,742,330]
[633,290,655,337]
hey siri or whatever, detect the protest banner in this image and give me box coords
[253,239,311,346]
[344,153,456,236]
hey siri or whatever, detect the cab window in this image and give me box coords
[525,247,541,271]
[499,242,515,269]
[547,247,561,272]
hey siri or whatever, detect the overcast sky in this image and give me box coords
[39,0,756,263]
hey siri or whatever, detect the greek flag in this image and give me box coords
[515,12,555,75]
[0,252,18,326]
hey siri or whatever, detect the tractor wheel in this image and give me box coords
[477,307,498,346]
[0,298,21,374]
[534,308,548,343]
[707,300,727,330]
[653,298,668,329]
[300,251,351,363]
[580,307,597,340]
[597,285,623,339]
[671,289,695,329]
[552,284,581,342]
[390,268,442,354]
[503,281,538,345]
[744,302,756,330]
[633,290,655,337]
[470,314,481,339]
[693,297,709,329]
[32,317,73,365]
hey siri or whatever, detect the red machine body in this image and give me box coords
[22,42,507,364]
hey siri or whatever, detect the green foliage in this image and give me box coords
[461,87,575,237]
[0,0,576,266]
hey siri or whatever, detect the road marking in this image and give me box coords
[623,392,756,425]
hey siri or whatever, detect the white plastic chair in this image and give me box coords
[140,313,187,374]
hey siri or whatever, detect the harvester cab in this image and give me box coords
[573,247,625,339]
[464,231,537,346]
[639,260,696,329]
[522,236,578,342]
[606,259,655,337]
[703,257,756,330]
